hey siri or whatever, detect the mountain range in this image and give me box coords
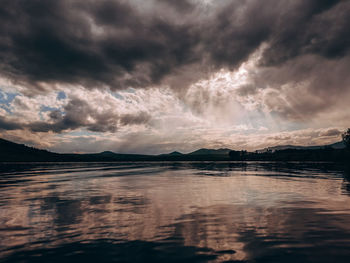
[257,141,345,153]
[0,137,346,162]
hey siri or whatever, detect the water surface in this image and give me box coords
[1,162,350,262]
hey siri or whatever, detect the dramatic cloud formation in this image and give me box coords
[0,0,349,153]
[0,98,150,133]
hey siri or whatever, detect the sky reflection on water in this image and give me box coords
[1,162,350,262]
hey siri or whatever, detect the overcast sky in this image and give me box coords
[0,0,349,154]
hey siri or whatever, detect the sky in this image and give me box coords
[0,0,349,154]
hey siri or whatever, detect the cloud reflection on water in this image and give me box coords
[1,162,350,262]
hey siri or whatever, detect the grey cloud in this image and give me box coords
[0,98,152,133]
[119,112,151,126]
[156,0,195,13]
[0,0,201,90]
[49,110,63,121]
[1,0,350,127]
[0,116,23,131]
[320,128,342,137]
[236,84,260,97]
[256,54,350,121]
[0,0,348,94]
[260,0,349,66]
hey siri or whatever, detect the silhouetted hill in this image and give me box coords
[188,148,231,155]
[168,151,182,155]
[329,141,346,149]
[257,141,345,153]
[0,138,151,162]
[98,151,116,156]
[159,151,183,156]
[0,138,61,161]
[0,137,348,162]
[0,138,233,162]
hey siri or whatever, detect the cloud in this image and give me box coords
[0,96,152,133]
[156,0,195,13]
[1,0,350,153]
[0,116,22,131]
[0,0,200,91]
[320,128,342,137]
[260,0,350,66]
[119,112,151,126]
[1,0,348,94]
[249,54,350,121]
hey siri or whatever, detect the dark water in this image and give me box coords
[1,162,350,263]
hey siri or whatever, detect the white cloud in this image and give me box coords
[1,48,349,154]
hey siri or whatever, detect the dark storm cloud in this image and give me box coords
[1,0,349,93]
[251,53,350,121]
[320,128,342,137]
[0,98,152,133]
[119,112,151,126]
[0,116,22,131]
[156,0,195,13]
[0,0,200,90]
[260,0,350,66]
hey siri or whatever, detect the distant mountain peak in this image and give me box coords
[159,151,183,156]
[100,151,116,155]
[96,151,119,157]
[257,141,345,153]
[188,148,232,155]
[329,141,346,149]
[169,151,182,155]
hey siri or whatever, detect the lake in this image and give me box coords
[1,162,350,262]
